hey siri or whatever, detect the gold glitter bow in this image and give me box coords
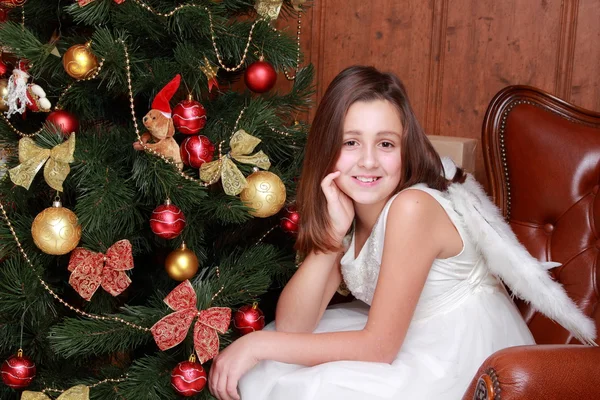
[255,0,283,20]
[22,385,89,400]
[9,134,76,192]
[200,129,270,196]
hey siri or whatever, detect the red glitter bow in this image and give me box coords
[151,280,231,363]
[78,0,125,6]
[67,239,134,301]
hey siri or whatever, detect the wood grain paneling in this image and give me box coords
[306,0,434,123]
[442,1,563,182]
[294,0,600,189]
[571,0,600,111]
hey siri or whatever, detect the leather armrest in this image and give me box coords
[461,344,600,400]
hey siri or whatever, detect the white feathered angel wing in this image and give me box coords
[442,158,596,345]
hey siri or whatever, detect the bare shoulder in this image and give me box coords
[387,189,444,228]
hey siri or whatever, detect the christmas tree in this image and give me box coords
[0,0,312,398]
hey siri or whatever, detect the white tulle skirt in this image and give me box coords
[239,290,534,400]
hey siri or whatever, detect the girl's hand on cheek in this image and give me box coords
[321,171,355,244]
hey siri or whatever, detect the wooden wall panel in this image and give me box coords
[307,0,434,123]
[441,0,563,182]
[295,0,600,189]
[571,0,600,111]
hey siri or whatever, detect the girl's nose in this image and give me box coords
[358,147,378,169]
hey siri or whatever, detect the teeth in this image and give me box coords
[355,177,378,183]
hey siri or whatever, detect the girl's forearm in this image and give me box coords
[275,251,341,333]
[252,329,395,366]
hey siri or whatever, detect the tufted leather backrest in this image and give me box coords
[482,86,600,344]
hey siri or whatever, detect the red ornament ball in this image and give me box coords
[171,359,207,397]
[1,351,36,389]
[150,200,186,239]
[0,0,27,8]
[244,60,277,93]
[180,135,215,168]
[0,8,9,23]
[280,205,300,235]
[173,99,207,134]
[46,110,79,137]
[233,302,265,335]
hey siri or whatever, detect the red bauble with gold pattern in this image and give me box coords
[150,199,186,239]
[244,58,277,93]
[46,110,79,137]
[170,355,207,397]
[280,204,300,235]
[0,0,27,8]
[173,98,207,135]
[233,302,265,335]
[180,135,214,169]
[1,350,36,389]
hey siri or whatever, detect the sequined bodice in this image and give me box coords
[340,184,499,314]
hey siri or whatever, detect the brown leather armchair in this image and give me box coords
[462,86,600,400]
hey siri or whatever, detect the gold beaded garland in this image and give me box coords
[240,170,286,218]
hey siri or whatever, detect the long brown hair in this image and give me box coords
[295,65,461,255]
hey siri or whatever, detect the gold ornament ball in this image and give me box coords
[165,243,199,281]
[62,43,98,80]
[240,171,287,218]
[31,200,81,255]
[0,78,9,112]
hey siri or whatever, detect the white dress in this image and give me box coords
[239,184,535,400]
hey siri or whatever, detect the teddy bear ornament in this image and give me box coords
[133,74,183,169]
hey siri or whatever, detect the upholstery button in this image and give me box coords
[543,223,554,233]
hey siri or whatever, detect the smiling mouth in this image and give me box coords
[353,176,380,183]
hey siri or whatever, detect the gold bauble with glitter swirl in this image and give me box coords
[0,78,9,112]
[165,242,199,281]
[62,43,98,80]
[240,170,286,218]
[31,200,81,255]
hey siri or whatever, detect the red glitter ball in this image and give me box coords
[171,360,207,397]
[150,201,186,239]
[1,352,36,389]
[180,135,215,168]
[233,303,265,335]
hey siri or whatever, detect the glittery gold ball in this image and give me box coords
[165,243,199,281]
[0,78,9,112]
[62,44,98,80]
[240,171,286,218]
[31,203,81,255]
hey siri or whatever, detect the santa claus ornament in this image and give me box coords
[3,61,51,117]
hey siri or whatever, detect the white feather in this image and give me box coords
[446,171,596,345]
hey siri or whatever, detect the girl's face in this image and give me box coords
[333,99,403,209]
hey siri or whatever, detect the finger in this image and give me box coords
[321,171,341,198]
[226,373,241,400]
[209,363,219,398]
[321,171,341,188]
[217,372,231,400]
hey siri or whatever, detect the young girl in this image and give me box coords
[208,66,596,400]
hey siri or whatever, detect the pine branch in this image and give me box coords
[49,317,152,358]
